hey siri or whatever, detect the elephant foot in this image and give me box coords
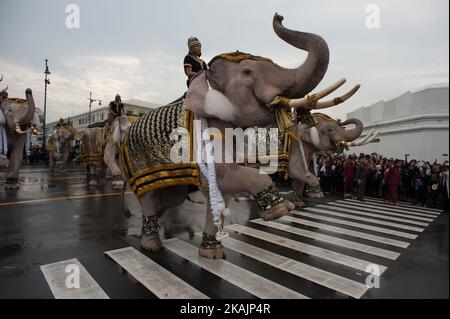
[261,199,295,221]
[308,191,324,198]
[5,178,20,191]
[141,215,162,252]
[88,179,98,186]
[140,234,163,252]
[5,183,20,191]
[292,200,307,210]
[112,180,124,189]
[199,232,225,259]
[199,247,225,259]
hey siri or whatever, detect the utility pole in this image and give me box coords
[42,59,51,152]
[87,91,102,125]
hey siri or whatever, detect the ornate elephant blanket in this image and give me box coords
[119,100,199,198]
[80,126,108,165]
[245,129,291,178]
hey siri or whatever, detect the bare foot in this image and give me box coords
[140,234,163,252]
[199,247,225,259]
[261,199,295,221]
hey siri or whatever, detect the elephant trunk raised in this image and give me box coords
[21,89,36,126]
[339,118,364,141]
[272,13,329,98]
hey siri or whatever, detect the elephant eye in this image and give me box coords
[242,67,252,75]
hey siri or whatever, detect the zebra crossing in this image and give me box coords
[40,197,443,299]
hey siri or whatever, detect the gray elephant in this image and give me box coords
[47,123,77,170]
[119,13,361,259]
[289,113,363,208]
[0,79,42,190]
[81,114,131,188]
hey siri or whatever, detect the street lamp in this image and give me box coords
[405,153,410,163]
[42,59,51,152]
[87,92,102,125]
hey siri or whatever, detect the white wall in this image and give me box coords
[346,84,449,162]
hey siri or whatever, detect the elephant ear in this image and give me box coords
[185,72,210,117]
[298,122,321,149]
[0,108,6,126]
[32,108,44,128]
[185,71,238,122]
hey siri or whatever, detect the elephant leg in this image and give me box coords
[139,190,163,252]
[158,186,194,239]
[61,147,70,170]
[292,179,307,209]
[97,163,107,185]
[104,143,123,189]
[199,198,225,260]
[49,154,55,170]
[215,164,294,222]
[87,165,98,186]
[5,134,26,191]
[292,170,324,198]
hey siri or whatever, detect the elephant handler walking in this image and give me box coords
[108,94,125,125]
[183,36,207,88]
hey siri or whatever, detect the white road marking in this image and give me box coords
[163,238,308,299]
[251,219,400,260]
[225,224,387,274]
[40,258,109,299]
[105,247,208,299]
[291,211,418,239]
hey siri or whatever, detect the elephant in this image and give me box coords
[0,78,42,190]
[47,124,78,170]
[288,113,364,208]
[119,13,361,259]
[81,114,131,188]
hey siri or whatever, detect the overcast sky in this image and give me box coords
[0,0,448,123]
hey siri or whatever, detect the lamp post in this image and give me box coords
[42,59,51,152]
[87,92,102,125]
[405,153,410,163]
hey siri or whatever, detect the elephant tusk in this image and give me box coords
[15,123,28,134]
[307,84,361,109]
[342,128,381,147]
[286,79,347,108]
[358,129,380,146]
[31,127,39,135]
[354,128,376,146]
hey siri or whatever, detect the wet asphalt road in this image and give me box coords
[0,164,448,299]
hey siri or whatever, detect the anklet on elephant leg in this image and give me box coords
[5,177,19,185]
[292,192,303,202]
[200,232,223,249]
[308,184,322,193]
[254,183,284,211]
[142,215,161,236]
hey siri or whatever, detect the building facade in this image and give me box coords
[45,100,160,138]
[345,84,449,162]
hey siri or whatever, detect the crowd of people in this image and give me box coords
[315,152,449,211]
